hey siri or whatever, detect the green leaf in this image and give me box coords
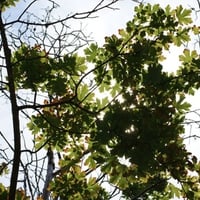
[84,43,98,62]
[165,5,172,16]
[192,25,200,35]
[173,28,191,46]
[110,174,120,185]
[98,82,111,93]
[179,49,198,64]
[84,156,96,169]
[95,97,109,109]
[77,84,89,100]
[176,5,192,25]
[146,64,162,84]
[0,0,19,11]
[166,183,181,198]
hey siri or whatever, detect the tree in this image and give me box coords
[0,1,136,199]
[1,0,200,200]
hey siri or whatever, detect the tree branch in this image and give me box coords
[5,0,119,26]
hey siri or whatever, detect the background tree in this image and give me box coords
[1,0,200,200]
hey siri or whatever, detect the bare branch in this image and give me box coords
[5,0,120,26]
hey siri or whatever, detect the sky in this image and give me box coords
[1,0,200,199]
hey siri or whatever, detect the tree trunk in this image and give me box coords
[42,147,55,200]
[0,11,21,200]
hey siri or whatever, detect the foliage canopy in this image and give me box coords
[1,1,200,200]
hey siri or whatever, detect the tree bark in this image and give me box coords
[0,11,21,200]
[42,147,55,200]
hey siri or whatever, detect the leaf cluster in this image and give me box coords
[83,3,200,199]
[0,0,19,12]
